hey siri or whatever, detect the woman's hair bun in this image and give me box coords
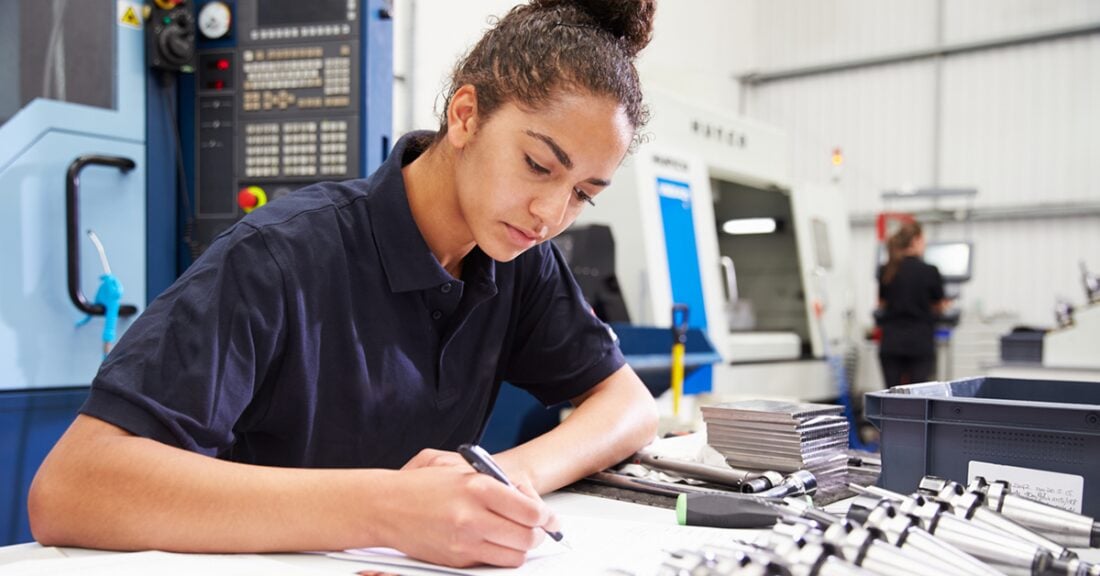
[534,0,657,57]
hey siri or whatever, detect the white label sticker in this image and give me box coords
[968,461,1084,513]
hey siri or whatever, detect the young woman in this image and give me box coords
[876,220,948,388]
[29,0,659,568]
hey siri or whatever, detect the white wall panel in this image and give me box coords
[940,35,1100,205]
[943,0,1100,44]
[641,0,750,113]
[396,0,749,135]
[405,1,515,134]
[751,0,935,70]
[748,63,937,214]
[936,219,1099,328]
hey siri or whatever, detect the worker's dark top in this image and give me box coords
[877,256,945,357]
[81,131,624,469]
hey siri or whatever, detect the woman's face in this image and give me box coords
[448,90,633,262]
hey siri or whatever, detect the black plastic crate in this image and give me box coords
[865,377,1100,516]
[1000,330,1044,363]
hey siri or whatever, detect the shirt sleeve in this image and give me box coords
[80,223,287,456]
[928,264,946,301]
[502,242,625,407]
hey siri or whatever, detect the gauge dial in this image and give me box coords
[198,1,232,39]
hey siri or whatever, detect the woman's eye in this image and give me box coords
[574,188,595,206]
[524,155,550,175]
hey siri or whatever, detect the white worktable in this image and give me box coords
[3,491,1097,574]
[0,491,721,575]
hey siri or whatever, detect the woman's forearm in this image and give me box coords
[496,365,658,494]
[29,415,394,552]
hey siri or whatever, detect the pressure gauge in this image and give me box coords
[198,1,232,39]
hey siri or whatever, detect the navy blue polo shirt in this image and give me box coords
[81,132,624,469]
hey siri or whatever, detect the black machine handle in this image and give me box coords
[66,155,139,318]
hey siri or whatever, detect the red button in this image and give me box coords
[237,186,268,214]
[237,188,259,209]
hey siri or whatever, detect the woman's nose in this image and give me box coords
[529,187,572,230]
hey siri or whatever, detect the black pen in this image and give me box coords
[457,443,568,546]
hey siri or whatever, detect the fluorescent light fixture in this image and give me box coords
[722,218,777,235]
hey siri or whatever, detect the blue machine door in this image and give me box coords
[656,177,713,394]
[0,0,147,390]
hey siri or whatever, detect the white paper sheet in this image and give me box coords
[329,513,742,575]
[2,550,335,576]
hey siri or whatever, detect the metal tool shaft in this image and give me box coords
[997,493,1099,549]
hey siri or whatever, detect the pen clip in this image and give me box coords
[458,444,513,487]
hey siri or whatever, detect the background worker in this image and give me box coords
[876,220,949,388]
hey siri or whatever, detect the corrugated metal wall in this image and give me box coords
[741,1,1100,377]
[752,0,936,70]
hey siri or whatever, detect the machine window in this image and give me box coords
[0,0,114,128]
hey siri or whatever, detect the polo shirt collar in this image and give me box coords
[367,132,496,294]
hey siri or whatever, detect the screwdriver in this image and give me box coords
[676,492,786,529]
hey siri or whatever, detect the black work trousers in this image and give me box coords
[879,353,936,388]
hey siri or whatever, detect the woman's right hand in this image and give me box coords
[370,465,559,568]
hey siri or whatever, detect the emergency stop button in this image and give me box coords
[237,186,268,213]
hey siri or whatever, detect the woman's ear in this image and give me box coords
[446,85,479,150]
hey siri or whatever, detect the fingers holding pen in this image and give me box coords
[456,445,564,540]
[464,474,550,549]
[513,479,562,536]
[374,467,552,568]
[429,474,544,567]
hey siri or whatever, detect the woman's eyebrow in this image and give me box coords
[524,129,573,170]
[523,129,612,186]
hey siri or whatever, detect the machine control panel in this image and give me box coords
[187,0,390,252]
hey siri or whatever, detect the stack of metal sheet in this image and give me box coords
[701,399,849,494]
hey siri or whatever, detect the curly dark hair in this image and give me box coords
[437,0,656,148]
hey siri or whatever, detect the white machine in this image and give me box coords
[576,89,854,402]
[1043,304,1100,370]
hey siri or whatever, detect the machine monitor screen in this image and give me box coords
[875,240,973,283]
[923,241,973,283]
[258,0,349,26]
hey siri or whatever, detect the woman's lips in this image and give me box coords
[505,223,539,247]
